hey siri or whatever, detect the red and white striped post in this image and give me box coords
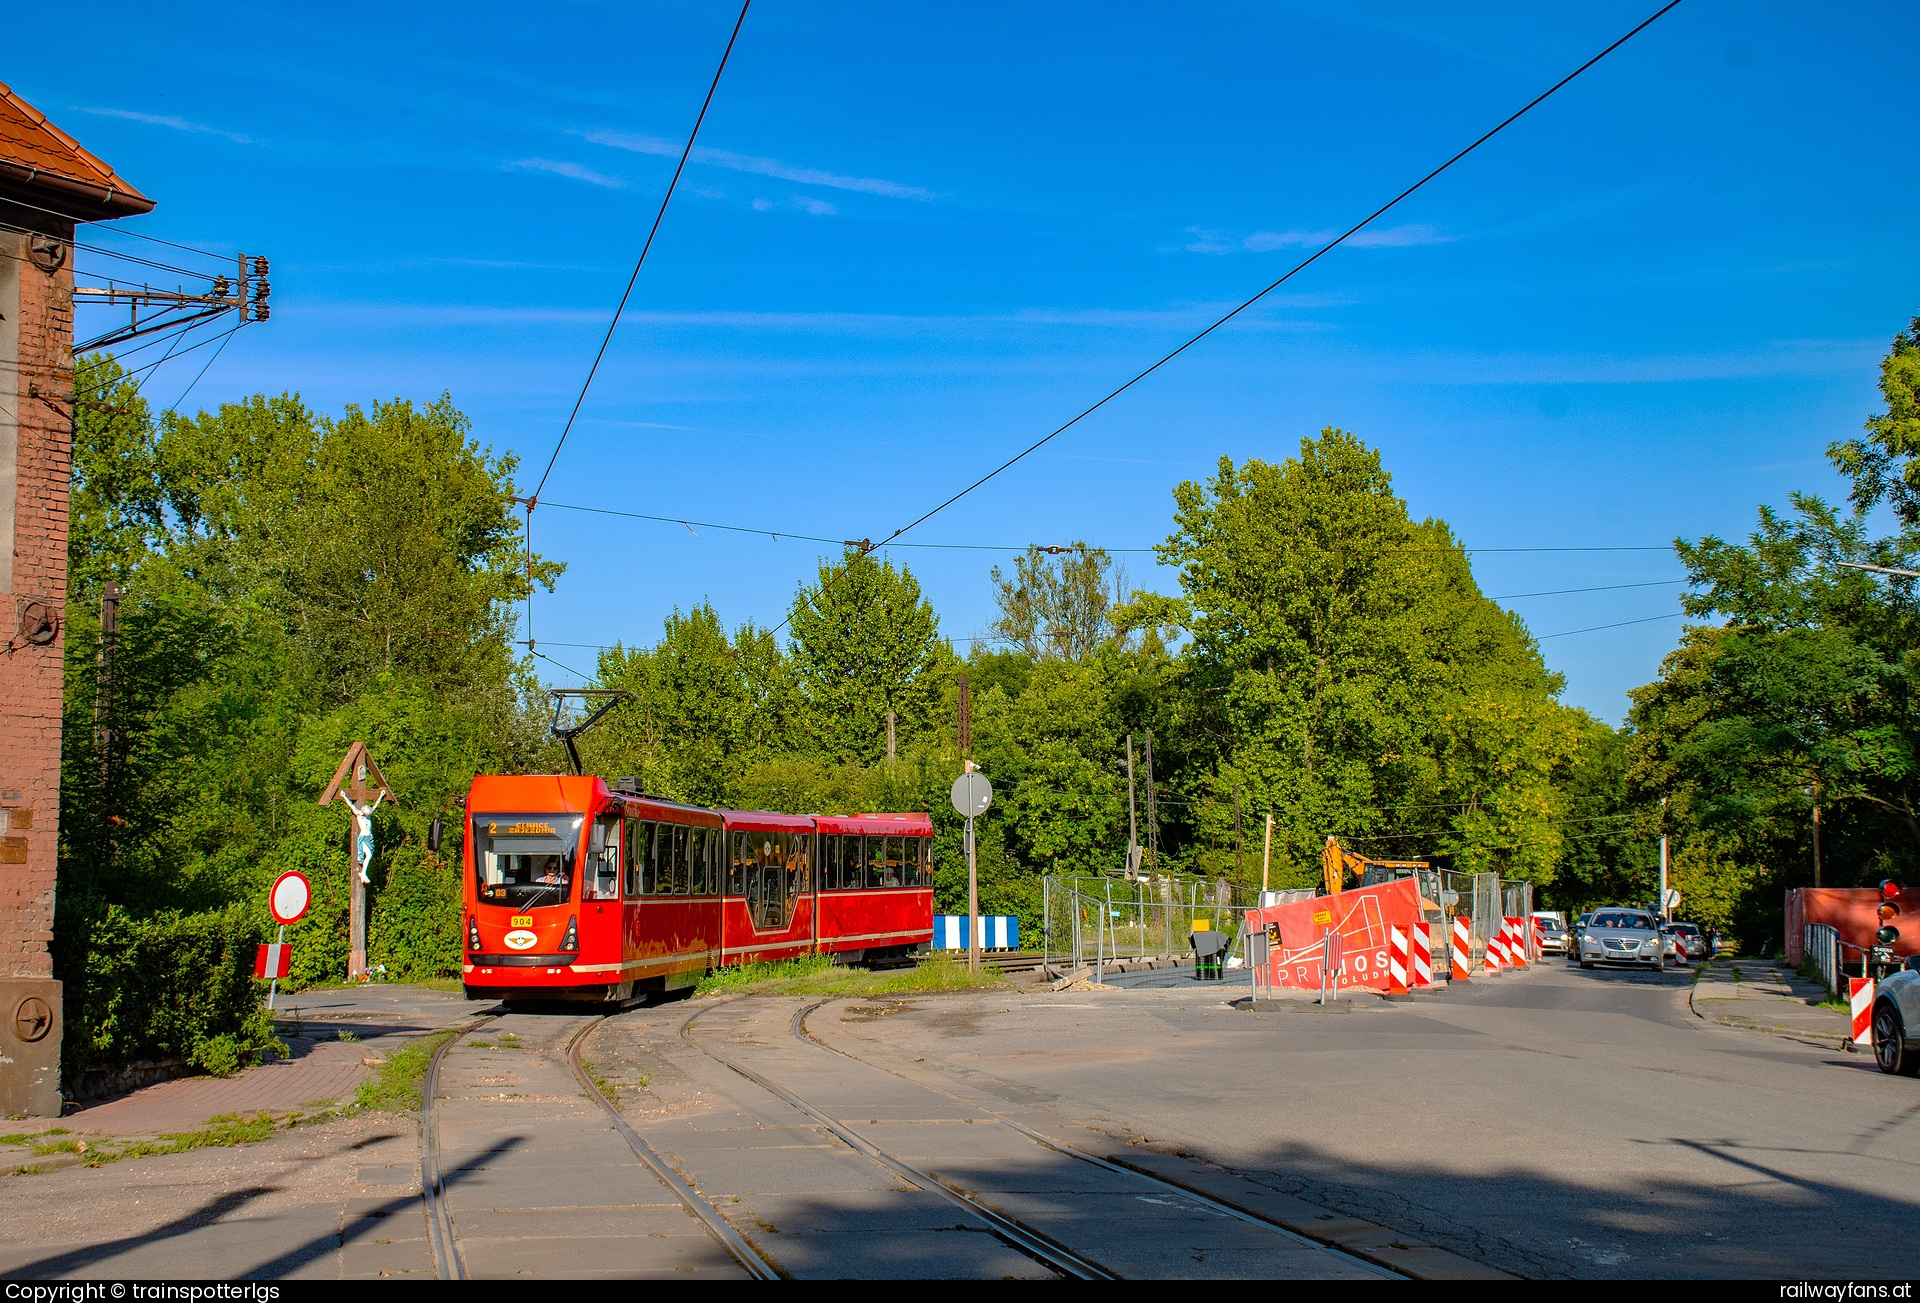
[1850,977,1875,1050]
[1485,924,1508,973]
[1504,917,1530,969]
[1387,925,1411,995]
[1451,916,1472,982]
[1411,921,1434,988]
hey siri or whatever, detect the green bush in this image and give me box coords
[62,903,281,1079]
[369,844,463,981]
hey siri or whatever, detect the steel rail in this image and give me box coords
[791,999,1405,1280]
[421,1016,495,1280]
[678,1001,1116,1280]
[565,1015,783,1280]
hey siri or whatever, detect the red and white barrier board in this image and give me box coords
[1243,878,1423,993]
[1850,977,1875,1049]
[1503,917,1530,968]
[1451,916,1471,982]
[254,942,292,980]
[1411,921,1434,987]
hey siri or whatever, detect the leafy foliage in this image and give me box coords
[57,357,558,1079]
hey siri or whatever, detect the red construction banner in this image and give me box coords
[1243,877,1423,993]
[254,942,291,979]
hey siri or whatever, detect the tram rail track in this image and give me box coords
[788,999,1406,1280]
[419,1008,780,1281]
[677,998,1116,1280]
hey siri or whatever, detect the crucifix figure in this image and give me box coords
[319,742,398,981]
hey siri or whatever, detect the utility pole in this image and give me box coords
[1809,780,1822,888]
[1262,812,1273,897]
[1659,795,1669,919]
[95,582,121,793]
[1143,729,1158,872]
[1125,734,1138,876]
[1234,786,1243,882]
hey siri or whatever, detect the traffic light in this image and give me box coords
[1879,881,1903,947]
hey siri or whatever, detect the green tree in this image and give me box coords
[787,549,945,763]
[989,544,1129,661]
[1159,430,1578,887]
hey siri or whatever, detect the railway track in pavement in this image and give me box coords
[660,997,1400,1280]
[419,1009,774,1280]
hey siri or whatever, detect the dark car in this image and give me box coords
[1567,912,1594,962]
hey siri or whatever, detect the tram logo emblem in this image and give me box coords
[503,929,538,950]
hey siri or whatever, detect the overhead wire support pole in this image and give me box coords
[528,0,753,509]
[860,0,1686,556]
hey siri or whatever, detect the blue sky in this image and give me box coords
[23,0,1920,722]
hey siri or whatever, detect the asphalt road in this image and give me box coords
[807,960,1920,1278]
[4,961,1913,1279]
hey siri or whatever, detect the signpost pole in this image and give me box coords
[268,924,285,1011]
[966,814,979,975]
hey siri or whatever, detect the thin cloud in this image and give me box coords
[505,158,627,190]
[583,129,933,200]
[1190,223,1450,254]
[77,107,253,145]
[753,196,838,217]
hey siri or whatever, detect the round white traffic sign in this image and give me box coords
[949,771,993,819]
[270,870,312,926]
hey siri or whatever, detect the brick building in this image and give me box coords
[0,82,152,1115]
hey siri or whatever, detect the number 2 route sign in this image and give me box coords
[270,870,312,926]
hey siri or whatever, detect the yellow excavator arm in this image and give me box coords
[1321,835,1428,895]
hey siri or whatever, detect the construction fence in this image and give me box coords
[1039,868,1534,972]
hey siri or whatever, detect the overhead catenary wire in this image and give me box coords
[528,0,752,507]
[853,0,1687,563]
[754,2,1684,635]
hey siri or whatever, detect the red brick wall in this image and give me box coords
[0,202,75,981]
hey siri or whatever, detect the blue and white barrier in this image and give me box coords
[934,914,1019,951]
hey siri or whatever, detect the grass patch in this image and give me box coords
[695,952,1005,999]
[579,1057,619,1102]
[10,1113,278,1174]
[353,1029,459,1113]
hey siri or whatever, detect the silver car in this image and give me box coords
[1577,907,1670,971]
[1873,959,1920,1076]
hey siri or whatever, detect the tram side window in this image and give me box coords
[818,834,838,891]
[915,835,933,886]
[687,827,704,895]
[651,823,671,895]
[627,821,650,897]
[838,835,857,890]
[699,827,716,895]
[585,817,620,899]
[728,831,746,896]
[797,834,813,894]
[880,835,900,887]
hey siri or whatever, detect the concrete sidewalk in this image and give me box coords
[16,985,473,1143]
[1689,959,1855,1050]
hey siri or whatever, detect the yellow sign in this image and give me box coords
[1312,910,1333,925]
[489,821,556,836]
[511,915,533,927]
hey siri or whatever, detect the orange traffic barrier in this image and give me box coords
[1411,921,1434,987]
[1851,977,1875,1050]
[1387,925,1410,995]
[1503,917,1530,968]
[1451,917,1471,982]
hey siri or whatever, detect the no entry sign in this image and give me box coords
[270,870,312,926]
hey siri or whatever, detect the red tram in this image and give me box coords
[460,773,935,1002]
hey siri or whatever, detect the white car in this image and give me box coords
[1531,913,1568,955]
[1873,960,1920,1076]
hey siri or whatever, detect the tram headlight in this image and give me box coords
[562,914,579,953]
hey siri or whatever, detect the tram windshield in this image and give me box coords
[472,813,584,909]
